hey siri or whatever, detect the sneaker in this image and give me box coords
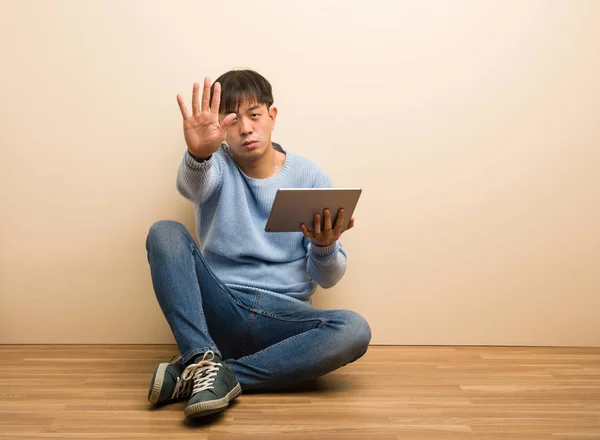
[183,350,242,419]
[148,354,194,405]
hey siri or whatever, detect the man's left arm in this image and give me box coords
[302,208,355,289]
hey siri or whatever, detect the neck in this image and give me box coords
[236,145,283,179]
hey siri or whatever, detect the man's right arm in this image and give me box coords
[176,149,223,205]
[174,77,236,204]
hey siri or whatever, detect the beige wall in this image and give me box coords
[1,0,599,345]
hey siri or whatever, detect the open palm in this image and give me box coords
[176,77,236,159]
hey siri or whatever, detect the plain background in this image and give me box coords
[1,0,599,346]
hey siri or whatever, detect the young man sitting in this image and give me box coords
[145,69,371,420]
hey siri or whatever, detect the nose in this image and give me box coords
[238,117,253,136]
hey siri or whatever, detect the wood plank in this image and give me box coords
[0,345,599,438]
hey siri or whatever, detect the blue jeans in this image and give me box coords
[145,220,371,391]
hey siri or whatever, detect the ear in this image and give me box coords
[268,106,278,130]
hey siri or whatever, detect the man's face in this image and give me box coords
[220,100,277,161]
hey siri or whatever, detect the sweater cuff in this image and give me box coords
[310,241,340,257]
[183,150,213,170]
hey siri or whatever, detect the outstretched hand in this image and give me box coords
[301,208,355,247]
[176,77,237,159]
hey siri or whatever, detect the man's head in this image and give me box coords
[210,69,278,162]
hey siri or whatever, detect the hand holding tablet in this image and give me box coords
[299,207,355,246]
[265,188,362,236]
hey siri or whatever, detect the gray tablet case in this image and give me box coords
[265,188,362,232]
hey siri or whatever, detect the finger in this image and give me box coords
[300,224,312,237]
[219,113,237,137]
[333,208,344,235]
[323,209,333,231]
[347,216,355,230]
[177,94,190,119]
[313,213,321,236]
[211,82,221,114]
[201,77,211,112]
[191,82,200,115]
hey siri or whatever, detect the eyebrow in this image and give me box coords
[222,104,262,116]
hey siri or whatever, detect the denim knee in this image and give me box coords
[346,310,371,354]
[146,220,192,254]
[333,310,371,362]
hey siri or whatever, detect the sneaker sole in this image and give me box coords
[184,383,242,419]
[148,355,183,405]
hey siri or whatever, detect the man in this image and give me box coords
[145,69,371,420]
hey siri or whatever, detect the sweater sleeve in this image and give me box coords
[305,238,348,289]
[304,167,348,288]
[176,150,224,205]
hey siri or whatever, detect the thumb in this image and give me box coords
[219,113,236,137]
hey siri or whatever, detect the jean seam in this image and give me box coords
[255,308,326,324]
[186,243,232,361]
[189,249,211,335]
[234,327,319,363]
[191,245,246,308]
[233,298,325,324]
[182,346,217,364]
[240,291,260,357]
[224,287,324,324]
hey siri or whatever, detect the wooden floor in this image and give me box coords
[1,345,599,439]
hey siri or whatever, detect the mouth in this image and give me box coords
[242,140,259,149]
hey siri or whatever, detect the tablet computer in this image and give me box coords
[265,188,362,233]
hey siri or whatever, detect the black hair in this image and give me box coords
[210,69,274,114]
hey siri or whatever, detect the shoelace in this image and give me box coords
[178,350,221,397]
[170,374,193,400]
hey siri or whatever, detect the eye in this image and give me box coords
[251,113,260,118]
